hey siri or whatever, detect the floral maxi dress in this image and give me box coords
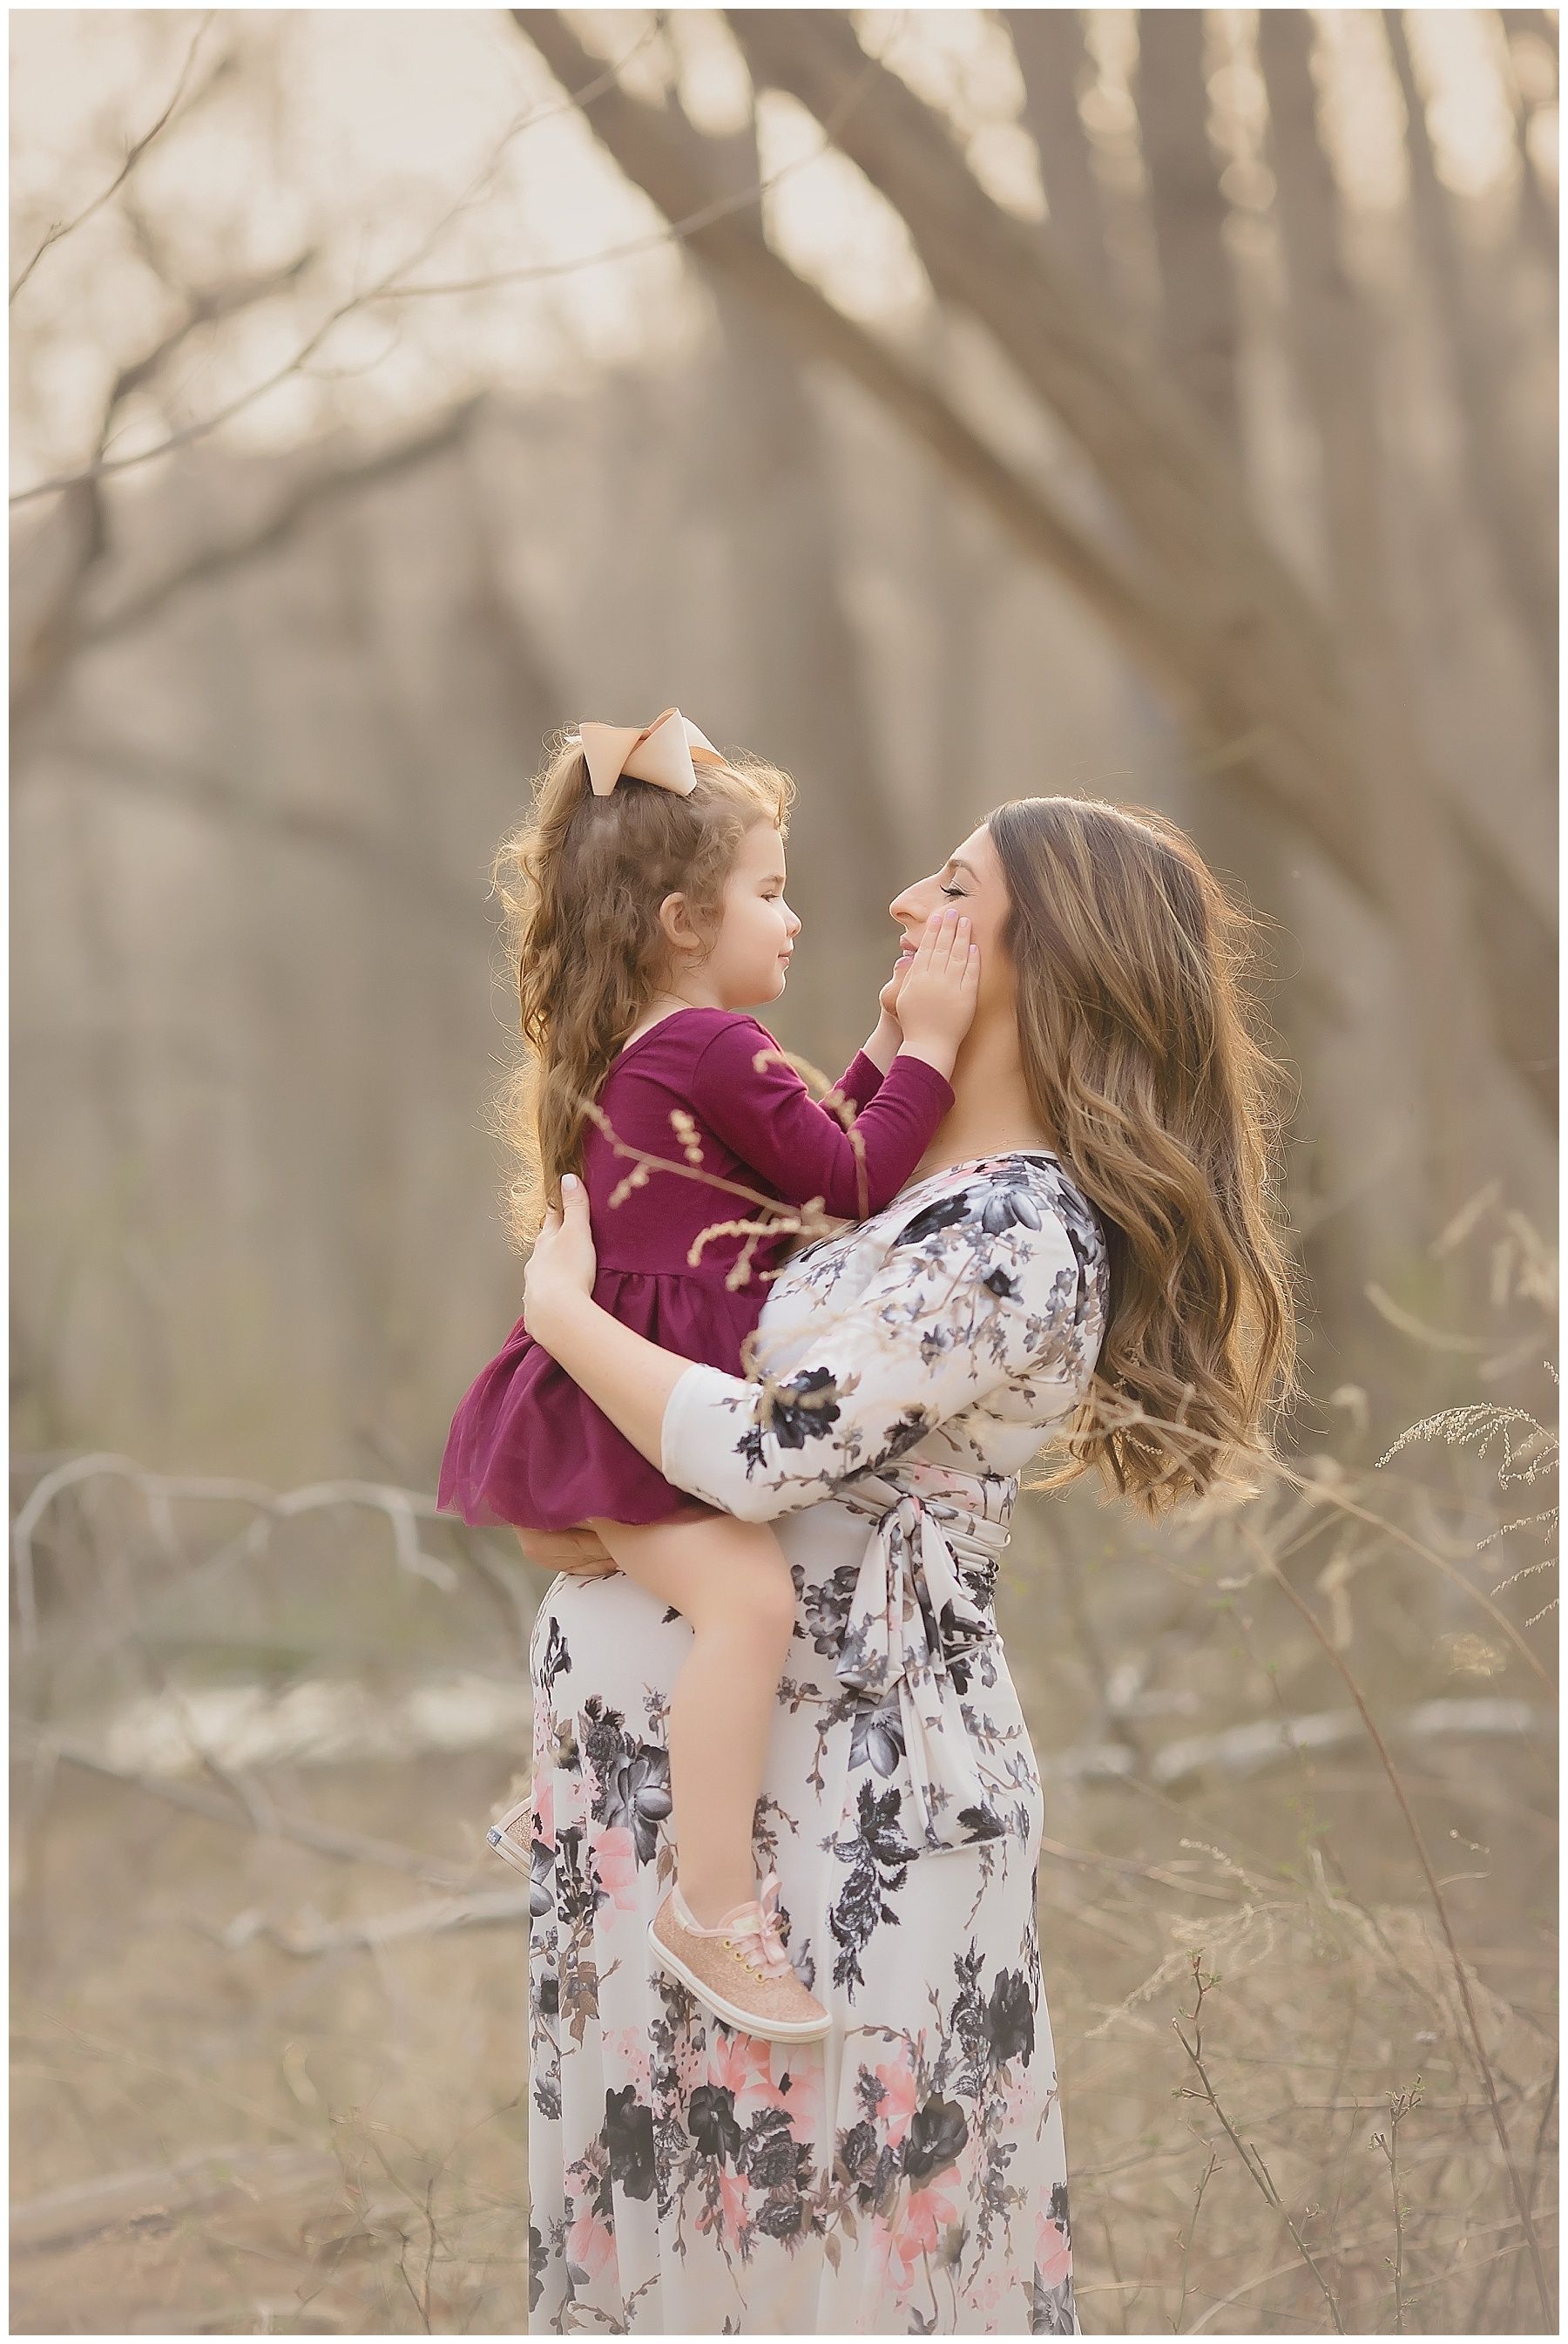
[526,1151,1110,2334]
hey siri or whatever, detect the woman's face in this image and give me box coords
[888,823,1012,1020]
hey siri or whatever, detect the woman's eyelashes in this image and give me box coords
[939,883,966,899]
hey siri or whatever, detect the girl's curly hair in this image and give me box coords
[489,728,794,1249]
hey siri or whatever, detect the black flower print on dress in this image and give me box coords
[739,1363,844,1476]
[533,1612,571,1702]
[827,1778,919,2000]
[603,2084,657,2202]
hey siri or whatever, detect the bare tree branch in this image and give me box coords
[10,11,220,303]
[8,33,658,510]
[11,247,317,726]
[75,395,482,653]
[30,737,484,935]
[10,1453,460,1654]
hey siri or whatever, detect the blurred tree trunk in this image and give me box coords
[726,13,1552,1140]
[1006,10,1111,286]
[1257,10,1506,1251]
[451,443,567,755]
[919,314,992,844]
[1131,11,1333,1332]
[1499,9,1560,268]
[688,104,895,1065]
[1383,11,1558,689]
[1135,10,1241,454]
[327,511,418,1461]
[61,789,178,1439]
[727,10,1362,840]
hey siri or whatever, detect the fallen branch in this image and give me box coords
[11,1453,458,1652]
[37,1670,1551,1788]
[73,396,483,653]
[10,2140,341,2255]
[23,1726,476,1888]
[253,1885,534,1959]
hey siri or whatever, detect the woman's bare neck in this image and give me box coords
[906,1018,1056,1183]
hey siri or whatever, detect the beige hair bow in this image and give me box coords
[578,706,725,798]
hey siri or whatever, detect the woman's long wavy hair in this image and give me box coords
[490,728,794,1248]
[990,796,1302,1517]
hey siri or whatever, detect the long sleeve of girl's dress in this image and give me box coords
[685,1015,951,1220]
[835,1048,888,1114]
[659,1175,1098,1521]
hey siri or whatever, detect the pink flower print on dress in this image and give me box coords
[566,2202,616,2282]
[719,2165,752,2241]
[868,2176,955,2299]
[1036,2205,1071,2291]
[903,2173,961,2259]
[868,2205,921,2297]
[710,2026,810,2125]
[963,2265,1010,2320]
[873,2052,920,2151]
[589,1826,639,1912]
[603,2024,653,2100]
[695,2165,754,2244]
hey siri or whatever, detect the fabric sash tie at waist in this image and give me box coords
[832,1467,1015,1858]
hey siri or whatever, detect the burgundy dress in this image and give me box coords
[436,1006,953,1530]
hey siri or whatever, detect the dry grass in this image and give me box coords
[10,1318,1558,2332]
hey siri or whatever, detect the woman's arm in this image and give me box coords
[524,1165,1101,1523]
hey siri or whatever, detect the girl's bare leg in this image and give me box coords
[589,1512,796,1928]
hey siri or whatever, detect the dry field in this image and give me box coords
[10,1390,1557,2335]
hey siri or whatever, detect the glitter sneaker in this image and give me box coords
[649,1871,832,2043]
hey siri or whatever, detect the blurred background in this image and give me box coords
[10,9,1558,2335]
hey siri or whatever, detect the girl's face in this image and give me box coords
[684,819,801,1008]
[889,823,1012,1020]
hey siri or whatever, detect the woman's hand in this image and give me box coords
[515,1525,618,1580]
[523,1175,598,1350]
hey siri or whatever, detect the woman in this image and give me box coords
[517,799,1298,2334]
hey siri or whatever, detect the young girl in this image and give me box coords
[438,707,979,2043]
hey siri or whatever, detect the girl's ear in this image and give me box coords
[658,891,702,959]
